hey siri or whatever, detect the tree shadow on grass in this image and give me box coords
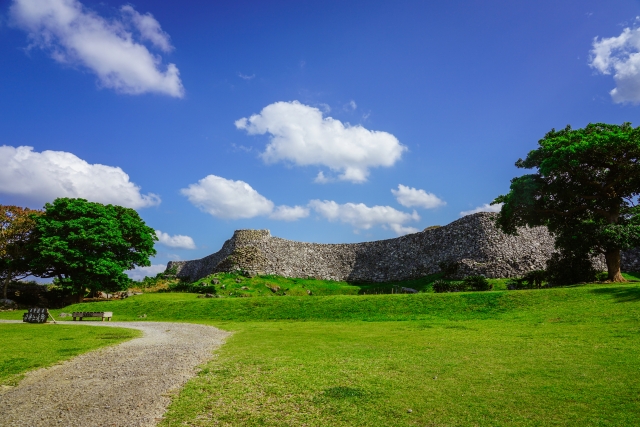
[589,286,640,303]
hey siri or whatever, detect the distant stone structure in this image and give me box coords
[167,212,640,282]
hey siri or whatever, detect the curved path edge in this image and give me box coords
[0,319,231,427]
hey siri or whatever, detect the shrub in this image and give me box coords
[168,280,217,294]
[522,270,547,288]
[462,275,492,291]
[432,280,447,293]
[545,251,597,286]
[506,277,527,290]
[506,270,547,290]
[505,277,525,291]
[432,280,467,293]
[438,261,459,279]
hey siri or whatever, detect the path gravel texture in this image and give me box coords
[0,320,230,427]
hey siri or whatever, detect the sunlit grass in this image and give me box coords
[2,277,639,426]
[0,324,140,387]
[159,283,640,426]
[162,315,640,426]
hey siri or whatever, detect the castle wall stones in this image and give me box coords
[168,212,640,282]
[622,247,640,272]
[169,212,640,282]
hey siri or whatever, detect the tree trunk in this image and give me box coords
[3,267,12,300]
[605,249,625,282]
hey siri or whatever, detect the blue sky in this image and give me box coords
[2,0,640,279]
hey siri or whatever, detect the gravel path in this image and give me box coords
[0,320,230,427]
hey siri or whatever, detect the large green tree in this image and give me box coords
[0,205,41,300]
[493,123,640,282]
[30,198,157,297]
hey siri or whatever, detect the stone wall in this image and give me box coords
[170,212,636,282]
[622,248,640,272]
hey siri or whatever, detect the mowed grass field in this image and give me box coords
[1,282,639,425]
[160,284,640,427]
[0,324,140,387]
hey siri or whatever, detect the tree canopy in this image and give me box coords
[493,122,640,282]
[30,198,157,296]
[0,205,41,300]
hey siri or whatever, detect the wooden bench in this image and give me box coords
[72,311,113,321]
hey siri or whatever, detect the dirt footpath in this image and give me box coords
[0,320,230,427]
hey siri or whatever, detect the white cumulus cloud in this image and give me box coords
[155,230,196,250]
[181,175,310,222]
[460,203,503,217]
[314,171,331,183]
[235,101,407,183]
[10,0,184,97]
[0,145,160,209]
[590,26,640,103]
[126,263,166,281]
[121,5,173,53]
[389,224,420,235]
[269,205,310,221]
[391,184,445,209]
[309,200,420,235]
[317,103,331,113]
[181,175,274,220]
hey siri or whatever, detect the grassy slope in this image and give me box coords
[139,271,513,297]
[0,282,631,323]
[146,271,640,298]
[2,279,639,426]
[0,324,140,386]
[164,320,640,426]
[158,284,640,427]
[0,291,562,322]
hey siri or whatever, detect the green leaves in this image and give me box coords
[493,123,640,281]
[0,205,41,298]
[30,198,157,295]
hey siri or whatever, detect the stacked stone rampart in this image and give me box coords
[169,212,640,282]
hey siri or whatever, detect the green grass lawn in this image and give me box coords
[0,291,546,323]
[0,290,525,322]
[157,284,640,427]
[0,323,140,387]
[162,319,640,427]
[1,280,639,426]
[0,281,632,323]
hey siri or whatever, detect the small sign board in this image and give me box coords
[23,308,50,324]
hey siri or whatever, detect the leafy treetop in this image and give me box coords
[493,123,640,282]
[0,205,41,300]
[30,198,157,296]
